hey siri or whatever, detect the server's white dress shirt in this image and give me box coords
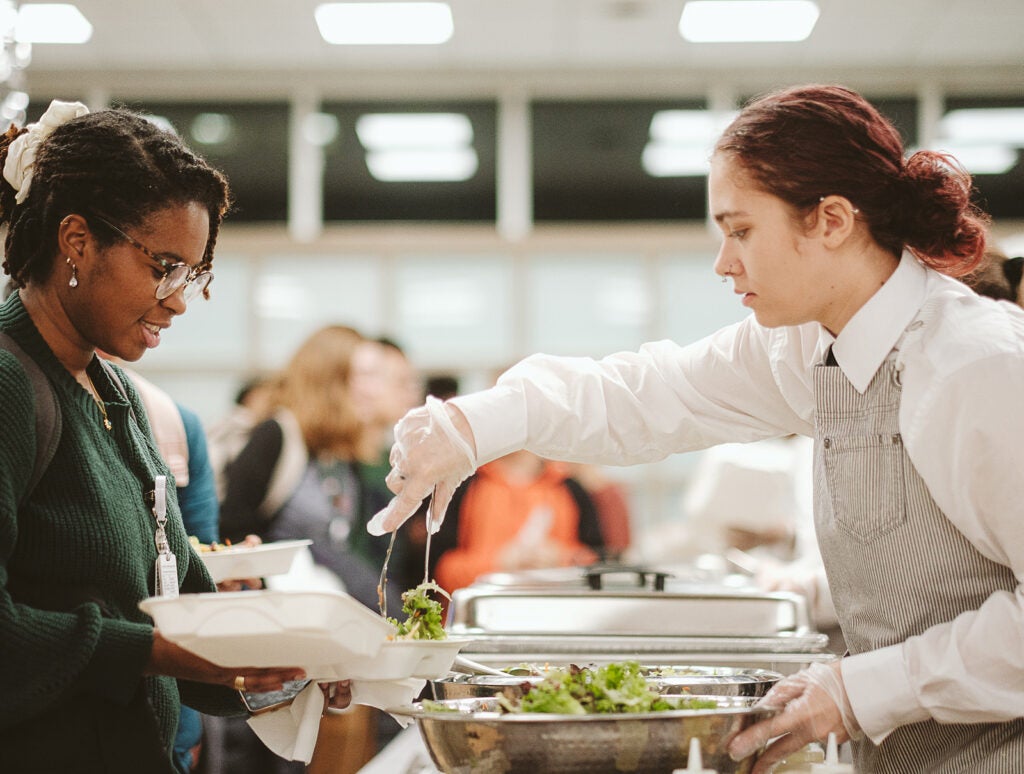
[451,253,1024,742]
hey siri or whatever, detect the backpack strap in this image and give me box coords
[115,366,189,485]
[0,331,61,501]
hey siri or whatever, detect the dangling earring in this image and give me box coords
[67,255,79,288]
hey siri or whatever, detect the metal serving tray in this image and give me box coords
[447,565,830,662]
[449,588,812,638]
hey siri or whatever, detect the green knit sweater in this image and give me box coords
[0,292,243,773]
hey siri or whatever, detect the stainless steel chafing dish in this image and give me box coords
[446,565,834,675]
[372,565,834,774]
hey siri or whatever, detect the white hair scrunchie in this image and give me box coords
[3,99,89,204]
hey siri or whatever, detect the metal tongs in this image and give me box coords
[378,486,438,619]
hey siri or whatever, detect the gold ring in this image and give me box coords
[233,675,246,691]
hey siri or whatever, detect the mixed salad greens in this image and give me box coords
[387,581,449,641]
[496,661,719,715]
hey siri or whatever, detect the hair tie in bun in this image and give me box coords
[2,99,89,204]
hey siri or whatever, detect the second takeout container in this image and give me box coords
[139,589,395,674]
[197,539,312,583]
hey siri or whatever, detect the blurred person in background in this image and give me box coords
[216,324,398,774]
[561,462,632,562]
[352,337,421,568]
[430,449,605,595]
[423,373,459,402]
[963,243,1023,305]
[218,323,401,616]
[0,101,335,774]
[206,373,280,502]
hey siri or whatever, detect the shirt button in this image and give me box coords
[823,437,832,449]
[908,320,924,330]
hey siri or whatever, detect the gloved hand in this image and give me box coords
[367,396,477,536]
[728,661,862,774]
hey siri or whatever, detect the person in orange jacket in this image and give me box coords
[431,450,606,593]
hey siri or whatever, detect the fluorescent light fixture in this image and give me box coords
[643,109,737,177]
[356,113,472,149]
[649,109,737,144]
[642,142,713,177]
[926,142,1019,175]
[679,0,819,43]
[366,148,478,181]
[190,113,233,145]
[17,3,92,44]
[315,2,453,45]
[939,108,1024,146]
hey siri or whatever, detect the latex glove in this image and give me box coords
[728,661,862,774]
[367,396,477,536]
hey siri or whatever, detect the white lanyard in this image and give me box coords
[152,475,178,598]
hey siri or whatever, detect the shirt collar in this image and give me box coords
[828,252,928,393]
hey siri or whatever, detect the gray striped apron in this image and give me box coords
[813,350,1024,773]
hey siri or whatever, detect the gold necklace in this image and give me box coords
[86,374,113,431]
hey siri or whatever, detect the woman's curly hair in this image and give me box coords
[0,108,231,287]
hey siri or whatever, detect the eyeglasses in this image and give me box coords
[91,214,213,302]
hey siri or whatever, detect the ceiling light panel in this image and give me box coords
[939,108,1024,145]
[643,109,737,177]
[16,3,92,44]
[315,2,453,45]
[365,148,478,181]
[356,113,472,149]
[928,142,1018,176]
[679,0,819,43]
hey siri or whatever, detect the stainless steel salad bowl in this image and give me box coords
[389,695,773,774]
[430,664,782,703]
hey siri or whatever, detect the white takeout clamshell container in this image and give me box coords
[140,589,474,682]
[139,589,395,677]
[196,539,312,583]
[344,637,474,682]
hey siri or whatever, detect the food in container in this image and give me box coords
[392,661,773,773]
[431,663,782,702]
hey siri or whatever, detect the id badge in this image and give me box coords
[155,553,179,599]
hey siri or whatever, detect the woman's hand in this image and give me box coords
[146,629,306,693]
[727,661,861,773]
[320,680,353,712]
[216,577,264,592]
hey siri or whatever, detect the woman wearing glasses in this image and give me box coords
[0,102,349,773]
